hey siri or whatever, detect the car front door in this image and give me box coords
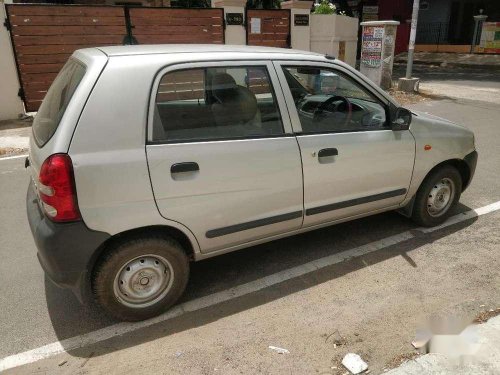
[146,61,304,253]
[274,61,415,228]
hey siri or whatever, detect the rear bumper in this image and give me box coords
[463,150,478,191]
[26,181,110,302]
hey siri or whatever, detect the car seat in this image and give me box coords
[210,73,261,129]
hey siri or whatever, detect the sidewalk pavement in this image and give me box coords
[0,118,32,158]
[394,52,500,71]
[386,315,500,375]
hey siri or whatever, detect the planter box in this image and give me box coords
[310,13,359,67]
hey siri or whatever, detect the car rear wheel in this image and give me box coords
[412,165,462,227]
[92,235,189,321]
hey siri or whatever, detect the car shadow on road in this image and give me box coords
[44,202,477,359]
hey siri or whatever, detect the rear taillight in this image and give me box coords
[38,154,81,222]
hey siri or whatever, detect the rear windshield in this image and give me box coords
[32,59,86,147]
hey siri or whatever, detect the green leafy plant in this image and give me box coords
[313,0,336,15]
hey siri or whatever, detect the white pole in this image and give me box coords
[406,0,420,79]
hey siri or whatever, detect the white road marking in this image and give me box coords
[1,201,499,372]
[419,201,500,233]
[0,136,29,149]
[0,154,28,161]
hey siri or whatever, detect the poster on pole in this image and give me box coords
[361,26,383,67]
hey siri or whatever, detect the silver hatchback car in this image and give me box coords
[26,45,477,321]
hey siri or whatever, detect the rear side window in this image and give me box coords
[152,66,283,143]
[32,60,86,147]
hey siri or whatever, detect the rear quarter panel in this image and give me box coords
[29,49,108,179]
[68,54,200,252]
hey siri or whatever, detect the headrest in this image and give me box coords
[211,73,238,91]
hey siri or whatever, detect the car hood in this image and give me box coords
[409,109,475,154]
[411,110,467,128]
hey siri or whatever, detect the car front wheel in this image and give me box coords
[412,165,462,227]
[92,235,189,321]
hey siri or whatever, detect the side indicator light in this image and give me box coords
[424,145,432,151]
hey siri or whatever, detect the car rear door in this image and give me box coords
[146,60,304,254]
[274,61,415,228]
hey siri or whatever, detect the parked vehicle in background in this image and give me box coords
[26,45,477,321]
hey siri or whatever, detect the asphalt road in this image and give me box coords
[393,65,500,105]
[0,92,499,374]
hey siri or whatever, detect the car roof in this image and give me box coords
[96,44,325,58]
[74,44,398,108]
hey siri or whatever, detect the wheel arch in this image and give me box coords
[425,158,471,192]
[399,158,470,218]
[88,225,196,280]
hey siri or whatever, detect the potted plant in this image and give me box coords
[310,0,359,66]
[312,0,346,15]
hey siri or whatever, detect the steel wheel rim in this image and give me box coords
[427,177,455,217]
[113,254,174,308]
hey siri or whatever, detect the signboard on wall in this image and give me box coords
[294,14,309,26]
[478,22,500,54]
[362,5,378,22]
[361,26,383,67]
[226,13,243,25]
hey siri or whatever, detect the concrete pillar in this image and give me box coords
[212,0,246,45]
[0,2,25,120]
[359,20,399,90]
[281,0,313,51]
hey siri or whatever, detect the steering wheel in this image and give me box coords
[313,95,352,128]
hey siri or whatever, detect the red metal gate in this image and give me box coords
[128,8,224,44]
[5,4,127,112]
[246,9,290,48]
[5,4,225,112]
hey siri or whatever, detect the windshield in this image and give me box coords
[32,59,86,147]
[283,67,375,104]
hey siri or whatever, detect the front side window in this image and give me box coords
[152,66,283,142]
[282,66,388,134]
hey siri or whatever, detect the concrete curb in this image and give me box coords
[385,315,500,375]
[0,148,29,159]
[393,60,500,72]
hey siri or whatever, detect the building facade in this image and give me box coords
[342,0,500,54]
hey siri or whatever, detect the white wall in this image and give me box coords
[310,14,359,67]
[221,5,246,45]
[282,0,312,51]
[212,0,246,45]
[0,2,24,120]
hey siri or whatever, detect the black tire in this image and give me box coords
[92,235,189,322]
[412,165,462,227]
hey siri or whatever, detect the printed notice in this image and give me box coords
[361,26,383,68]
[251,18,261,34]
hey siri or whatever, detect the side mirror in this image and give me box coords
[391,107,412,131]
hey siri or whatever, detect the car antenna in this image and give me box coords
[325,54,336,60]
